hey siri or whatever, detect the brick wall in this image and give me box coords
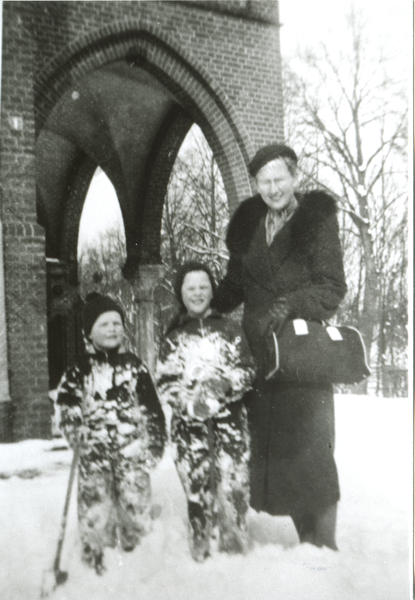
[31,1,283,213]
[0,0,284,440]
[30,1,283,150]
[1,9,51,439]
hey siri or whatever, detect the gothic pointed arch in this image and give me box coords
[36,20,255,277]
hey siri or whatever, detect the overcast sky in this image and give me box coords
[0,1,410,246]
[279,0,410,78]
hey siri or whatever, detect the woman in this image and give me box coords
[212,144,347,549]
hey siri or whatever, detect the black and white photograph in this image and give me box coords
[0,1,412,599]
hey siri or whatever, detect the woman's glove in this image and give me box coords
[265,298,291,337]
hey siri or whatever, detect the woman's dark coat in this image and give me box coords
[213,190,347,516]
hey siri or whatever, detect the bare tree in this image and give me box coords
[78,225,126,297]
[158,126,230,332]
[283,8,408,394]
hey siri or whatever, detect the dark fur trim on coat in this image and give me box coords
[226,190,339,256]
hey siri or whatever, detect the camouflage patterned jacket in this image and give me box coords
[156,311,256,423]
[56,347,166,467]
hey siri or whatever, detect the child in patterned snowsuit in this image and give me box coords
[56,293,166,574]
[156,262,255,562]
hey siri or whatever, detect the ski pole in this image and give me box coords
[41,442,80,597]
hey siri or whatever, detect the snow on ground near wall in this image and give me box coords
[0,394,412,600]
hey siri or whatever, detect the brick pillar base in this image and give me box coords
[0,401,14,443]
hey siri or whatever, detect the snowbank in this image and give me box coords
[0,394,412,600]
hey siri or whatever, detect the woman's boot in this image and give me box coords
[292,502,338,550]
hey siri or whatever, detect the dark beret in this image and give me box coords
[248,144,298,177]
[83,293,125,336]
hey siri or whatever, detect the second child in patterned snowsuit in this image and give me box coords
[156,262,255,562]
[56,293,166,573]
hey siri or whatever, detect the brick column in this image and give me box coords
[1,5,50,440]
[0,219,13,442]
[0,221,10,403]
[0,5,10,407]
[131,264,165,374]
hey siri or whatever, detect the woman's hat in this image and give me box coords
[248,144,298,178]
[82,293,125,336]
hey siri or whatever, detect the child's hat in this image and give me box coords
[83,293,125,336]
[174,261,217,310]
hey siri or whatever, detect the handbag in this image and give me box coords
[265,318,371,385]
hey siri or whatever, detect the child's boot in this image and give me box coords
[188,501,210,562]
[82,543,106,575]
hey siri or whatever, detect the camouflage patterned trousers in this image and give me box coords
[172,401,250,562]
[77,449,153,569]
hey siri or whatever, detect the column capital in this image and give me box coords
[132,264,165,302]
[131,263,165,374]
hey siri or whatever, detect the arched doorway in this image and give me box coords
[37,30,252,381]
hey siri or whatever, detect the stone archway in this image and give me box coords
[35,23,255,266]
[36,27,257,378]
[1,1,283,440]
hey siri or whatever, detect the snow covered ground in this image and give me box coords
[0,394,412,600]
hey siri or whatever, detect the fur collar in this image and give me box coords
[226,190,338,256]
